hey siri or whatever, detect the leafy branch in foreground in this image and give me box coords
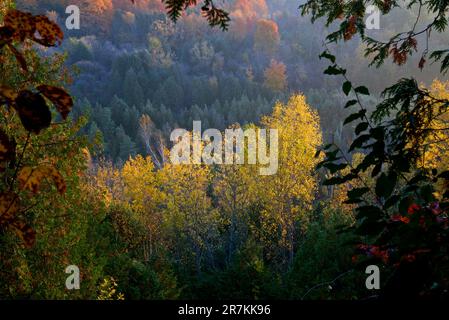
[301,0,449,72]
[161,0,230,30]
[0,9,73,247]
[316,50,449,298]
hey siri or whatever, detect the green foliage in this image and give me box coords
[308,0,449,296]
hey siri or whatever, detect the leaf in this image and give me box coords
[324,65,345,75]
[7,43,28,72]
[355,218,385,236]
[348,187,370,199]
[4,9,36,41]
[384,194,400,209]
[323,173,356,186]
[319,51,336,63]
[0,85,18,103]
[371,163,382,177]
[349,134,370,152]
[0,192,19,224]
[0,129,16,162]
[33,15,64,46]
[37,85,73,119]
[343,81,352,95]
[355,122,369,135]
[11,218,36,248]
[323,162,348,174]
[355,86,370,95]
[375,172,397,199]
[344,100,357,109]
[344,110,366,125]
[14,90,51,134]
[18,165,66,195]
[356,205,384,221]
[0,26,14,49]
[438,170,449,179]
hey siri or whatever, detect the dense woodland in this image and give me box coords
[1,0,449,300]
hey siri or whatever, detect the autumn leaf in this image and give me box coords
[18,165,66,195]
[0,85,18,103]
[0,128,15,163]
[37,85,73,119]
[4,9,36,41]
[33,15,64,47]
[0,192,19,224]
[14,90,52,134]
[419,56,426,70]
[0,26,14,49]
[7,43,28,72]
[11,218,36,248]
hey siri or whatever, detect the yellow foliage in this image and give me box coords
[97,276,125,300]
[258,94,322,259]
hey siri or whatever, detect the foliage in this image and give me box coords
[0,7,73,247]
[308,0,449,298]
[97,276,125,300]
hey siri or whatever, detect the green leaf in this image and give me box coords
[371,163,382,177]
[355,122,369,135]
[323,162,348,174]
[324,65,345,75]
[323,173,356,186]
[356,205,384,221]
[348,187,370,199]
[343,81,352,95]
[319,51,336,63]
[355,86,370,95]
[375,172,397,199]
[344,100,357,108]
[344,110,366,125]
[349,134,370,152]
[384,194,400,209]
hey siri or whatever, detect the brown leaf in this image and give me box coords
[0,128,16,162]
[419,56,426,70]
[11,218,36,248]
[37,85,73,119]
[33,15,64,47]
[7,43,28,72]
[4,9,36,41]
[0,26,14,49]
[18,165,66,195]
[0,192,19,224]
[14,90,52,134]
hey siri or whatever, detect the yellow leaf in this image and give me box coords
[18,165,66,194]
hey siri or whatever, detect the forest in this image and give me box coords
[0,0,449,300]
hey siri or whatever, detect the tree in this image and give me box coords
[138,114,166,169]
[307,0,449,298]
[263,59,288,93]
[254,19,280,57]
[258,95,323,267]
